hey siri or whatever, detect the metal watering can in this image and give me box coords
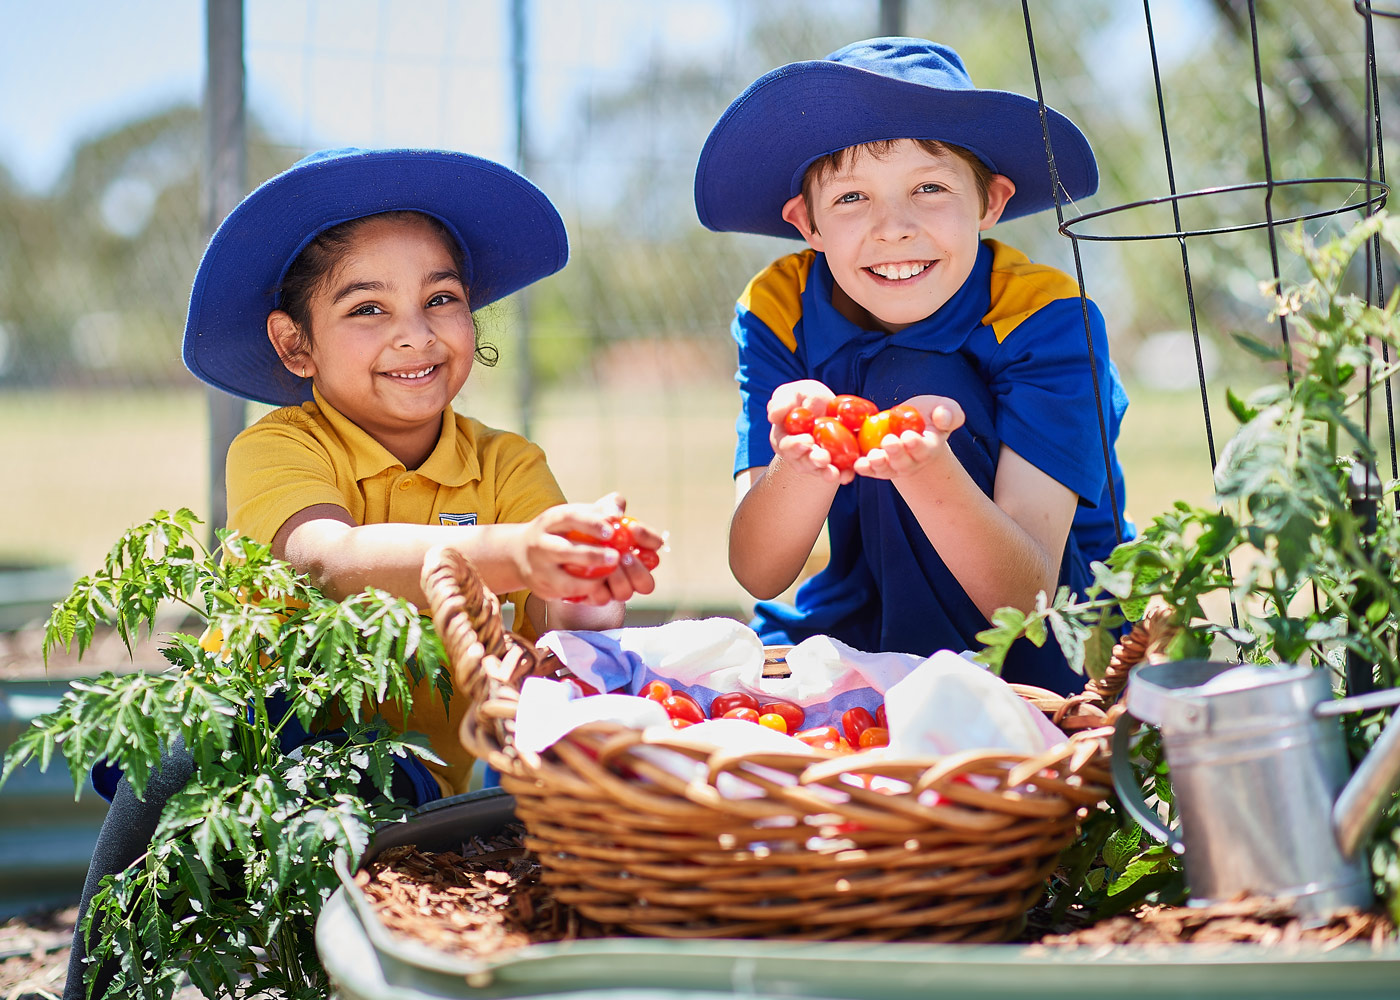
[1112,660,1400,920]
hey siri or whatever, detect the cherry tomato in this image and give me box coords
[858,726,890,748]
[710,691,761,718]
[566,676,601,697]
[889,403,926,437]
[760,702,805,732]
[783,405,816,436]
[875,704,887,729]
[794,726,842,748]
[636,547,661,570]
[831,394,878,432]
[812,416,859,471]
[757,713,788,733]
[841,707,877,745]
[722,706,761,723]
[562,562,613,580]
[669,717,694,730]
[643,680,673,702]
[662,694,704,724]
[857,410,894,455]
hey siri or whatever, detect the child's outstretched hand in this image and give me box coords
[519,494,663,605]
[766,380,856,486]
[853,395,965,481]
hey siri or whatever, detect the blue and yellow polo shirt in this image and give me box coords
[226,387,567,796]
[732,240,1131,694]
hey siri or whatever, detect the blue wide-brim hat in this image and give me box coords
[694,37,1098,239]
[183,147,569,407]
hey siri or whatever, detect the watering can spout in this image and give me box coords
[1326,689,1400,860]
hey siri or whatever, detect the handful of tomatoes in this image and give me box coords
[781,394,926,472]
[639,680,889,752]
[563,515,662,579]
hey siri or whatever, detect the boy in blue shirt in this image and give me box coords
[694,37,1131,694]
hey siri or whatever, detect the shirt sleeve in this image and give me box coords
[732,307,806,476]
[226,413,345,544]
[985,296,1126,505]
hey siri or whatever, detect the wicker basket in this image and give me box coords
[423,547,1159,943]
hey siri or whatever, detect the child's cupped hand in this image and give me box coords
[853,395,965,480]
[766,380,855,486]
[521,494,662,604]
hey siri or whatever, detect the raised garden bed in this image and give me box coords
[317,790,1400,1000]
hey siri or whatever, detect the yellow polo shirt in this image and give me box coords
[226,388,566,796]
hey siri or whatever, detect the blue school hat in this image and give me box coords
[694,37,1098,239]
[183,147,569,407]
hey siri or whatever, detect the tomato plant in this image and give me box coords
[812,416,859,471]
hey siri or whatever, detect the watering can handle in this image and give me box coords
[1110,709,1184,853]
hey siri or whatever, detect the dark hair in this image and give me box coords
[274,210,499,370]
[799,139,994,232]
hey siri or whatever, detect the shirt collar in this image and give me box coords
[309,385,476,486]
[800,242,995,369]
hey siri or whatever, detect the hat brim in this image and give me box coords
[694,60,1098,238]
[183,149,568,407]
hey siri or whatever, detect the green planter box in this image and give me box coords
[318,790,1400,1000]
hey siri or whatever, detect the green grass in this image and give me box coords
[0,380,1230,617]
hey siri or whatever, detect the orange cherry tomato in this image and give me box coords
[831,394,878,432]
[812,416,859,471]
[760,702,805,732]
[662,693,704,724]
[794,726,842,748]
[858,726,889,748]
[889,403,926,437]
[841,707,877,745]
[875,703,887,729]
[722,707,761,723]
[710,691,761,718]
[643,680,673,702]
[757,713,788,733]
[783,405,816,436]
[669,717,694,730]
[857,410,894,454]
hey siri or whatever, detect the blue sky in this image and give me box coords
[0,0,733,194]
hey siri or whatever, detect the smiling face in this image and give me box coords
[782,139,1015,333]
[267,213,475,468]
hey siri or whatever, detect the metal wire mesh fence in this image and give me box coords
[1,0,1398,617]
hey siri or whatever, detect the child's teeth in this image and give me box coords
[391,365,435,379]
[872,262,927,280]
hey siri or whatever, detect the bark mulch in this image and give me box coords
[358,826,1398,962]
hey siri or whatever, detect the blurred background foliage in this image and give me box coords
[0,0,1397,616]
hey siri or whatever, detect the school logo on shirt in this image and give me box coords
[438,512,478,526]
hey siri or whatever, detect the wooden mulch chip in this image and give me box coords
[1030,894,1395,952]
[354,823,607,959]
[360,831,1396,959]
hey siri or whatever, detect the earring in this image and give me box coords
[300,366,307,378]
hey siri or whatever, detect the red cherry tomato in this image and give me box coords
[841,707,877,744]
[858,726,889,748]
[643,680,673,702]
[662,694,704,724]
[889,403,926,437]
[669,717,694,730]
[783,405,816,436]
[794,726,842,748]
[562,562,613,579]
[722,707,761,723]
[812,416,860,471]
[857,410,894,455]
[831,394,878,432]
[875,704,887,729]
[757,713,788,733]
[566,676,601,697]
[636,547,661,570]
[710,691,761,718]
[760,702,805,732]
